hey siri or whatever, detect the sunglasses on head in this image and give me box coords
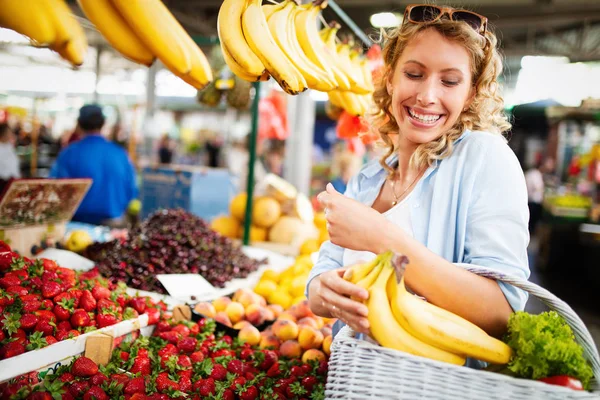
[403,4,488,36]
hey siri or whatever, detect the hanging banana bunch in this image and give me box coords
[345,252,513,365]
[0,0,88,66]
[216,0,376,116]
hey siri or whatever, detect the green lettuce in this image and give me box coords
[504,311,594,390]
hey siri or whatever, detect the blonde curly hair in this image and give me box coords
[370,17,511,176]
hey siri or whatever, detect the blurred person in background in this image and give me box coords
[0,123,20,193]
[330,151,362,194]
[50,104,137,226]
[263,140,285,176]
[525,156,544,234]
[158,134,175,164]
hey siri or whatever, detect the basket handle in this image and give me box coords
[455,263,600,381]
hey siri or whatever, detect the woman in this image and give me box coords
[308,5,530,345]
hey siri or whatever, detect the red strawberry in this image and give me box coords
[125,376,146,395]
[318,360,328,375]
[7,285,27,296]
[222,335,233,346]
[301,364,312,375]
[275,378,293,395]
[55,330,70,341]
[71,357,99,377]
[146,308,160,325]
[41,259,58,271]
[53,304,72,321]
[26,393,53,400]
[147,395,168,400]
[222,389,235,400]
[239,385,259,400]
[35,319,55,337]
[62,393,75,400]
[177,337,197,353]
[111,374,130,386]
[97,298,118,313]
[57,321,72,332]
[34,310,56,321]
[172,324,190,337]
[129,393,148,400]
[68,329,81,338]
[212,349,236,358]
[0,275,21,288]
[178,354,192,368]
[210,364,228,381]
[267,362,282,378]
[67,289,82,307]
[131,356,151,376]
[229,376,246,391]
[290,365,305,378]
[257,350,278,371]
[0,341,24,358]
[41,299,54,310]
[157,344,177,358]
[42,271,58,283]
[189,323,200,335]
[0,290,14,307]
[45,336,58,345]
[83,386,108,400]
[120,351,129,361]
[96,313,118,328]
[53,292,72,304]
[158,331,180,344]
[155,372,178,392]
[156,321,171,332]
[29,277,43,289]
[194,378,215,396]
[0,240,10,252]
[41,282,62,298]
[302,375,318,393]
[190,350,204,363]
[240,348,254,361]
[178,375,192,392]
[114,294,127,309]
[90,373,108,386]
[70,309,91,328]
[138,348,149,358]
[0,331,5,341]
[5,270,28,282]
[69,380,90,397]
[91,286,111,301]
[129,297,147,314]
[58,373,75,383]
[19,314,38,331]
[228,359,245,376]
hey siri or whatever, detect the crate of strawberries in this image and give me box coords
[0,240,166,383]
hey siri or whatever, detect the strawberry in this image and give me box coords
[5,270,28,282]
[146,308,160,325]
[41,259,58,271]
[71,357,99,377]
[97,298,118,313]
[222,389,235,400]
[120,351,129,361]
[90,373,108,386]
[62,393,75,400]
[70,309,91,328]
[91,286,111,301]
[210,364,228,381]
[80,290,98,312]
[53,304,72,321]
[34,310,56,321]
[155,321,171,332]
[53,292,72,305]
[124,376,146,395]
[318,360,328,375]
[20,314,38,331]
[57,321,72,331]
[189,323,200,335]
[222,335,233,346]
[178,375,192,392]
[0,290,14,307]
[114,294,127,309]
[129,297,147,314]
[257,350,278,371]
[301,375,318,393]
[240,348,254,361]
[69,380,90,397]
[147,395,169,400]
[111,374,130,386]
[177,337,197,353]
[157,344,177,358]
[42,271,58,283]
[0,275,21,288]
[27,392,53,400]
[35,319,55,337]
[171,324,190,337]
[301,364,312,376]
[55,330,70,341]
[29,277,43,289]
[228,359,245,376]
[0,341,24,359]
[290,365,305,378]
[0,331,5,341]
[83,386,108,400]
[158,331,180,344]
[58,373,75,383]
[239,385,259,400]
[0,240,10,252]
[129,393,149,400]
[130,356,151,376]
[212,349,236,358]
[267,362,282,378]
[190,350,205,363]
[178,354,192,368]
[229,376,247,391]
[194,378,215,396]
[7,285,27,296]
[275,378,293,395]
[41,299,54,310]
[137,348,149,358]
[155,372,178,392]
[96,313,118,328]
[41,282,62,298]
[45,336,58,345]
[68,289,82,307]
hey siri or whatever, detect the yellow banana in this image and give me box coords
[178,30,213,90]
[267,1,335,92]
[112,0,191,76]
[77,0,154,66]
[367,265,467,365]
[0,0,56,45]
[320,25,361,90]
[351,260,384,302]
[337,42,371,94]
[242,0,306,95]
[262,1,286,20]
[295,5,351,91]
[359,57,375,92]
[217,0,266,77]
[343,255,380,284]
[350,49,375,93]
[338,91,365,116]
[45,0,88,66]
[390,276,512,364]
[221,42,269,82]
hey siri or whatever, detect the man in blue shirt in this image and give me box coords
[50,104,137,225]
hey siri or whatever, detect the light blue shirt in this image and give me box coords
[308,129,531,315]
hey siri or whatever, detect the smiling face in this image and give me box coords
[387,28,474,149]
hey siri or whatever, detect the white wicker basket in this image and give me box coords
[325,264,600,399]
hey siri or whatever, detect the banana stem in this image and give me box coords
[391,253,410,284]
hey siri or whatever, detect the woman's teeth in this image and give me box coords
[408,108,441,123]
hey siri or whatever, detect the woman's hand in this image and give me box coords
[318,183,390,253]
[308,268,370,334]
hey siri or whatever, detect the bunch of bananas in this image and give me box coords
[77,0,212,90]
[0,0,88,66]
[217,0,373,115]
[345,252,513,365]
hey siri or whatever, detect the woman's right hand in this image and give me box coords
[308,268,371,335]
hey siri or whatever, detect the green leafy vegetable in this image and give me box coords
[504,311,594,389]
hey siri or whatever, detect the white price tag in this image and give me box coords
[156,274,218,302]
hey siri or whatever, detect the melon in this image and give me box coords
[263,173,297,203]
[268,216,319,245]
[230,192,248,222]
[211,215,241,239]
[252,197,282,228]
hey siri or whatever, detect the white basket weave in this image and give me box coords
[325,264,600,399]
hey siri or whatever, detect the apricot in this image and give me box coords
[322,335,332,356]
[263,308,276,322]
[277,312,297,323]
[238,325,261,346]
[215,311,232,327]
[194,302,216,319]
[298,326,324,350]
[245,303,267,326]
[267,304,284,318]
[259,334,281,350]
[290,301,312,320]
[297,317,319,329]
[212,296,232,312]
[225,302,245,324]
[320,326,332,338]
[302,349,326,364]
[233,321,251,330]
[280,340,302,358]
[272,319,299,341]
